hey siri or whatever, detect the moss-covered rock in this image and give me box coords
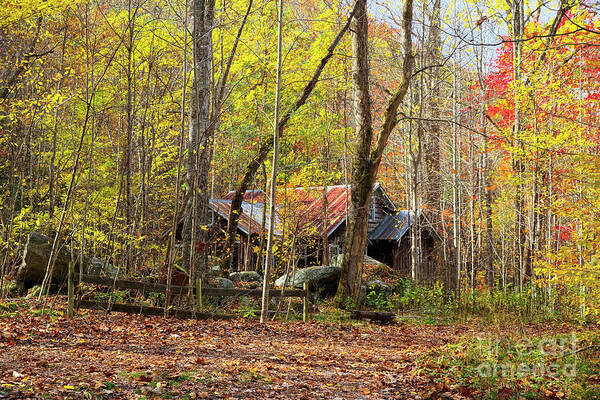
[275,266,341,296]
[229,271,262,282]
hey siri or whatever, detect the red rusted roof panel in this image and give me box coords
[277,185,350,236]
[214,185,352,237]
[209,199,276,236]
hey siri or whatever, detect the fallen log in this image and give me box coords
[349,310,396,323]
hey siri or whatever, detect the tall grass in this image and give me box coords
[381,279,589,324]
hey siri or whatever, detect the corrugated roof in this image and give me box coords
[211,184,412,240]
[280,185,350,237]
[209,199,282,236]
[212,185,351,238]
[367,210,421,241]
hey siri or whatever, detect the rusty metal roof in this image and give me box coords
[209,199,282,236]
[273,185,350,237]
[211,184,407,239]
[210,186,349,237]
[211,185,351,237]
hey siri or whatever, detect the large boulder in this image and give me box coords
[214,277,235,289]
[16,232,117,289]
[330,254,386,268]
[229,271,262,282]
[366,279,391,294]
[17,232,72,288]
[275,266,341,296]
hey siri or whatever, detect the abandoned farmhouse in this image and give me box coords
[204,184,436,277]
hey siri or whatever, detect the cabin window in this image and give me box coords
[369,202,376,222]
[329,244,340,259]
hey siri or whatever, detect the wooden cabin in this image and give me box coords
[205,184,436,276]
[366,210,436,278]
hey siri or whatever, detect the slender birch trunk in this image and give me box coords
[260,0,283,324]
[165,0,189,317]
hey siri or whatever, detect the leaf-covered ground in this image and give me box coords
[1,299,598,399]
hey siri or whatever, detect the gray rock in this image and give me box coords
[366,279,391,293]
[25,285,42,299]
[330,254,387,268]
[229,271,262,282]
[17,232,72,288]
[275,266,341,295]
[363,254,386,266]
[17,232,118,289]
[214,277,235,289]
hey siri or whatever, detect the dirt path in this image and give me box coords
[0,307,467,399]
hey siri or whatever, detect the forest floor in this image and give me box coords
[1,298,599,400]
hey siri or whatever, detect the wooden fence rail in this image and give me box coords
[75,274,307,298]
[77,300,235,320]
[68,272,309,321]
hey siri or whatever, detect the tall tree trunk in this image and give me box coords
[512,0,526,291]
[452,70,461,293]
[469,126,476,292]
[124,0,136,273]
[423,0,442,280]
[260,0,284,324]
[410,126,420,281]
[181,0,215,281]
[475,26,494,288]
[334,0,414,307]
[483,115,494,287]
[165,0,189,317]
[81,4,97,280]
[178,0,250,275]
[423,0,441,208]
[334,0,373,306]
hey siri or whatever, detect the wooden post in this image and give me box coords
[303,281,309,322]
[196,278,202,311]
[67,261,74,319]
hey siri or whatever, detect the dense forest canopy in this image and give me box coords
[1,0,599,316]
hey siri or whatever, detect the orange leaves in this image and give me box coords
[132,373,152,383]
[0,299,466,398]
